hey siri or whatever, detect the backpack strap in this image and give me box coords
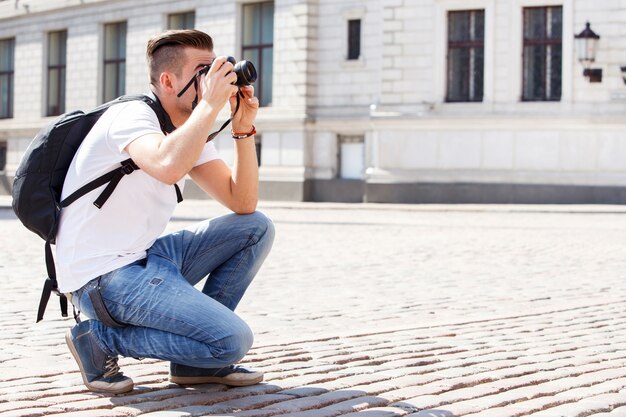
[37,241,68,322]
[136,94,183,202]
[60,159,140,208]
[108,94,183,204]
[142,92,176,135]
[59,94,182,210]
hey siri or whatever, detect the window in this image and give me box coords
[0,141,6,171]
[46,30,67,116]
[168,11,195,29]
[522,6,562,101]
[347,19,361,60]
[103,22,127,103]
[446,10,484,102]
[242,1,274,107]
[0,141,7,193]
[0,38,14,119]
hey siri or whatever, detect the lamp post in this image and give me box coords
[574,22,602,82]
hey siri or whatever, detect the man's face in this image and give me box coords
[175,47,216,114]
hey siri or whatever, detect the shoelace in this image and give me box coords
[102,356,123,378]
[229,365,252,374]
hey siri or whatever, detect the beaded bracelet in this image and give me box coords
[231,124,256,139]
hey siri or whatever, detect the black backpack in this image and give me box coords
[12,94,178,322]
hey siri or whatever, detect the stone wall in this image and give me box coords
[1,0,625,202]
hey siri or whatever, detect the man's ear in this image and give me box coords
[159,72,175,94]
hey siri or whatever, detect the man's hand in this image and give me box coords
[199,56,239,111]
[230,85,259,133]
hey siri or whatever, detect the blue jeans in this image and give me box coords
[70,211,275,368]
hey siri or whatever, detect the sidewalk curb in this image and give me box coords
[3,194,626,215]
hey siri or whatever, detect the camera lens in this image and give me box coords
[226,56,257,86]
[234,60,257,86]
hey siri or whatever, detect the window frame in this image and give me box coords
[241,1,274,107]
[434,0,494,105]
[168,11,195,29]
[521,5,563,102]
[508,0,573,104]
[0,37,15,119]
[46,30,67,117]
[446,9,485,103]
[340,6,366,69]
[0,141,6,172]
[102,21,127,103]
[347,19,361,61]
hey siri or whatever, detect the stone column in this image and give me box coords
[258,0,318,201]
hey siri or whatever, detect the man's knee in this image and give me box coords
[248,211,274,235]
[243,211,275,247]
[213,321,254,364]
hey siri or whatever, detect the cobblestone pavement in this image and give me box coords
[2,198,626,417]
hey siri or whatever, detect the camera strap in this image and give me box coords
[206,91,242,142]
[177,67,244,143]
[177,65,210,110]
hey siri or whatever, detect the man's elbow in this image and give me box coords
[162,173,185,186]
[160,161,188,185]
[232,199,258,215]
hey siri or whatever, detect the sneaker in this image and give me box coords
[170,363,263,386]
[65,323,134,394]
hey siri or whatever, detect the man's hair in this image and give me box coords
[146,29,213,87]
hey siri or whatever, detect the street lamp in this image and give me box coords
[574,22,602,82]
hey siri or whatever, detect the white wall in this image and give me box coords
[312,0,626,189]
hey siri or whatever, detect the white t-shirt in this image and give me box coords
[55,100,220,293]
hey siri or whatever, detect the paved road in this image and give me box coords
[1,198,626,416]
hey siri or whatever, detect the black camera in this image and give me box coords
[177,56,258,107]
[226,56,257,86]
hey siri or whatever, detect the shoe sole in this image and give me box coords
[65,330,134,395]
[170,373,264,386]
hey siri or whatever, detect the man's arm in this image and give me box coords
[189,85,260,214]
[189,138,258,214]
[125,101,221,185]
[125,57,239,185]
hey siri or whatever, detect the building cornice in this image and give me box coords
[0,0,130,22]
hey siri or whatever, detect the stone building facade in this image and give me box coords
[0,0,625,203]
